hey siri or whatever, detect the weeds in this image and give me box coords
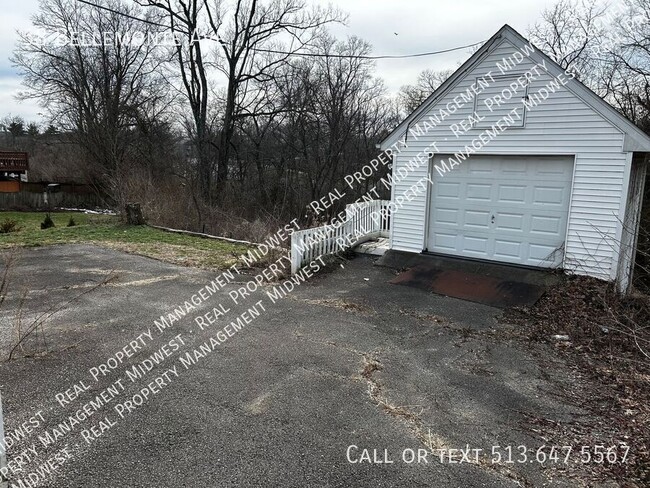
[0,219,19,234]
[0,248,117,360]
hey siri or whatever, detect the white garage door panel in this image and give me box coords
[427,155,573,267]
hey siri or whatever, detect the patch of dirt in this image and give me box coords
[292,297,375,316]
[502,275,650,486]
[399,308,451,326]
[399,308,478,346]
[359,353,425,427]
[361,355,382,378]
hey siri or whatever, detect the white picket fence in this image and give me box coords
[290,200,391,274]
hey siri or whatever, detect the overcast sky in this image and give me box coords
[0,0,560,124]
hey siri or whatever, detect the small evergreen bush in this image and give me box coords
[41,214,55,229]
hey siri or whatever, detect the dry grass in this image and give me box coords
[112,171,292,244]
[399,308,450,325]
[292,297,375,315]
[361,356,382,379]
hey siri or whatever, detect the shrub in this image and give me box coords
[0,219,19,234]
[67,217,76,227]
[40,214,55,230]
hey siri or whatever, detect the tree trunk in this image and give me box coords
[125,203,145,225]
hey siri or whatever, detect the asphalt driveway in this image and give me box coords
[0,245,582,487]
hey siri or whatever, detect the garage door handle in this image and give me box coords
[491,215,495,224]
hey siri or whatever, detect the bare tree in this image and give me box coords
[130,0,216,203]
[527,0,607,80]
[211,0,344,192]
[138,0,345,203]
[597,56,648,124]
[12,0,170,199]
[529,0,650,130]
[398,68,453,114]
[278,35,389,209]
[234,68,291,208]
[608,0,650,130]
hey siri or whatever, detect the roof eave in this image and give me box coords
[379,26,512,151]
[624,133,650,152]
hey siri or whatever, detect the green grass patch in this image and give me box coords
[0,211,251,270]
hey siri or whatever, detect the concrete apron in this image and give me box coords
[377,249,563,288]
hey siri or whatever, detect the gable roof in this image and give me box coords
[380,24,650,153]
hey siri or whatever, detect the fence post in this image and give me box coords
[0,392,7,488]
[290,232,301,274]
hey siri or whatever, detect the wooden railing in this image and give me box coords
[290,200,391,274]
[0,152,29,172]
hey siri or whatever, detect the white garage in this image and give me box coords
[379,25,650,291]
[427,155,573,268]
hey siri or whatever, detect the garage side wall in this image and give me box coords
[390,38,627,280]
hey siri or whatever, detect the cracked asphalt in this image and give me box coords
[0,244,584,487]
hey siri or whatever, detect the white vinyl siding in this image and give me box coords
[390,37,628,280]
[473,75,527,128]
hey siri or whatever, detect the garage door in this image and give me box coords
[427,155,573,268]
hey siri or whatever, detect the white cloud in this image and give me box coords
[0,0,559,118]
[0,0,42,121]
[0,0,40,65]
[0,77,44,123]
[328,0,559,93]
